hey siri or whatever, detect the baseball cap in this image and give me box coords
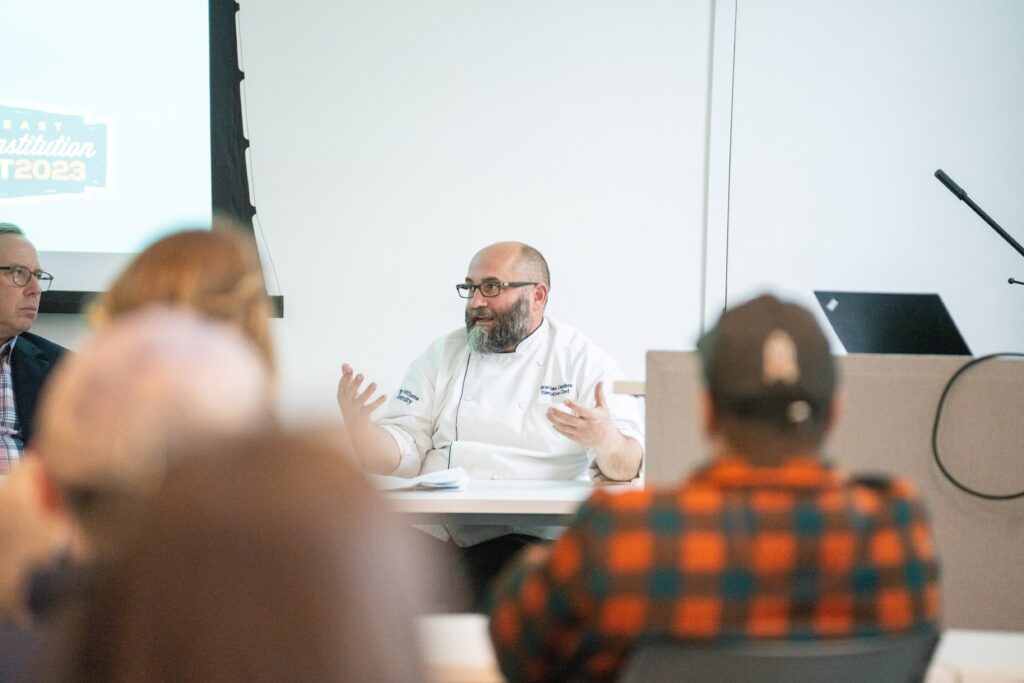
[698,294,837,428]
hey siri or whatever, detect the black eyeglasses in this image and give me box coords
[0,265,54,291]
[456,281,536,299]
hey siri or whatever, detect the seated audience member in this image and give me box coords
[31,309,273,567]
[59,428,426,682]
[0,223,66,474]
[0,307,272,677]
[89,223,274,373]
[0,223,274,623]
[339,241,644,605]
[488,294,940,682]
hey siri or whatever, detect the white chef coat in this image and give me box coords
[378,316,644,546]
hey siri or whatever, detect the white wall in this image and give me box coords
[34,1,1024,419]
[30,313,87,349]
[715,0,1024,354]
[237,0,713,421]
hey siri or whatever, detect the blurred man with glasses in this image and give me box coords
[338,241,643,606]
[0,224,64,474]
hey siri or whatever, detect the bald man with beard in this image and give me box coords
[338,241,644,606]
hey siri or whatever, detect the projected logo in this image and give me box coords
[0,104,108,200]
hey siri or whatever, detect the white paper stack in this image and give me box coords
[372,467,469,492]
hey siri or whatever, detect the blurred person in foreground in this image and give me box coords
[58,428,426,683]
[32,308,273,566]
[0,222,276,623]
[488,294,940,682]
[0,309,273,680]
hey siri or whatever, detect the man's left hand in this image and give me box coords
[546,381,624,452]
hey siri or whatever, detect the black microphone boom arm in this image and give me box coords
[934,169,1024,260]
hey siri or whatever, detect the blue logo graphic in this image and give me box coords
[0,104,108,200]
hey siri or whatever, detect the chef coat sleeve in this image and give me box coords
[376,348,440,479]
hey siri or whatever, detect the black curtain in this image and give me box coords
[210,0,255,228]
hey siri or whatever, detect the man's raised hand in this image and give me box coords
[337,363,387,425]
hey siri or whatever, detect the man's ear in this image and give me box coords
[30,455,66,517]
[533,282,549,308]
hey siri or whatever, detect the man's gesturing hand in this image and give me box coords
[337,363,387,426]
[335,364,402,475]
[545,381,623,452]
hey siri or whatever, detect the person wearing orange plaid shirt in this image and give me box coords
[488,294,940,683]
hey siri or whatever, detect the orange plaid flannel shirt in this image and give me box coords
[488,456,940,682]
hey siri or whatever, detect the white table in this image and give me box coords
[418,615,1024,683]
[926,629,1024,683]
[385,479,615,526]
[419,614,502,683]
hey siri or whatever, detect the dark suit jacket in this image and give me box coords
[11,331,67,446]
[0,619,48,683]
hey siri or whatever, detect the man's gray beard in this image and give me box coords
[465,294,532,354]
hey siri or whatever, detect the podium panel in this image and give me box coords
[646,351,1024,631]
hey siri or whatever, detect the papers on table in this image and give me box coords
[372,467,469,492]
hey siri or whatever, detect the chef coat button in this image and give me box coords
[517,402,525,409]
[491,473,501,480]
[464,395,472,402]
[536,361,543,366]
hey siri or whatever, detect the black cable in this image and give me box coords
[931,352,1024,500]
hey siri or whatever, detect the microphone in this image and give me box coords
[1009,278,1024,286]
[935,169,967,201]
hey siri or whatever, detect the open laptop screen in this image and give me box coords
[814,291,971,356]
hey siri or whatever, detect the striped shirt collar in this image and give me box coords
[0,335,17,359]
[0,334,22,473]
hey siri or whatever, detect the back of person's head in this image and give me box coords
[33,308,273,560]
[89,221,274,373]
[698,294,838,460]
[64,428,426,682]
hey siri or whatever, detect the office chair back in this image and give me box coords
[617,632,939,683]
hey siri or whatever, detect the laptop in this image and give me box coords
[813,291,971,356]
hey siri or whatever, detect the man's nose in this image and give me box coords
[469,287,489,307]
[24,276,42,296]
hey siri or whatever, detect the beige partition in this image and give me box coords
[646,351,1024,631]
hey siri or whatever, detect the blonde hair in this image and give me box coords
[90,223,274,373]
